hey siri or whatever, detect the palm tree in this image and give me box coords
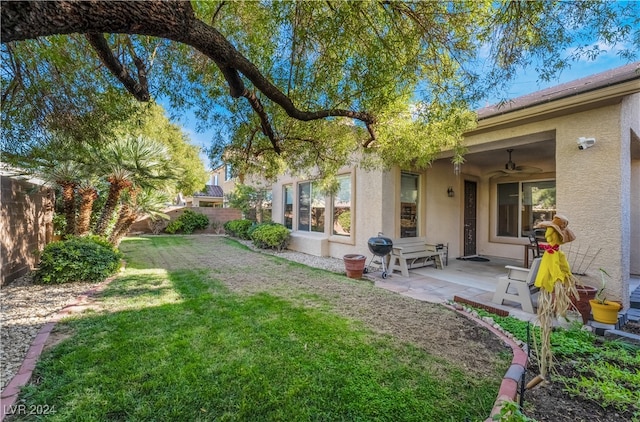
[43,160,83,236]
[93,136,172,236]
[109,188,170,247]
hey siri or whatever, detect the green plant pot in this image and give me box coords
[589,299,622,324]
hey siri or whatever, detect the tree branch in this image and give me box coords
[85,33,150,101]
[1,0,378,148]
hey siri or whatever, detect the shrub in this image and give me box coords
[250,223,290,251]
[224,219,254,239]
[36,236,122,284]
[165,210,209,234]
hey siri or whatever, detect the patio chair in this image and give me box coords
[528,233,542,259]
[491,257,541,313]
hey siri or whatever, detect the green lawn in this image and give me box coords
[13,236,509,421]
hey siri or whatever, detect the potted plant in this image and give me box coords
[343,254,367,279]
[589,268,622,324]
[571,282,598,325]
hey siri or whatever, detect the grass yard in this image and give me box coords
[11,236,511,421]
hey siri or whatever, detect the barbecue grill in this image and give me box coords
[367,234,393,279]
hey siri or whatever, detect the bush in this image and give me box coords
[223,219,254,239]
[165,210,209,234]
[250,223,290,251]
[36,236,122,284]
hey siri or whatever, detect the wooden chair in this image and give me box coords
[492,258,542,313]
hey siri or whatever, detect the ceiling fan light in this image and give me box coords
[505,149,516,170]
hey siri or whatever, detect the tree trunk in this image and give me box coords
[94,179,129,236]
[76,186,97,235]
[109,211,137,248]
[59,181,77,236]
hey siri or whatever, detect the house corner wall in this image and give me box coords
[623,93,640,278]
[556,104,628,304]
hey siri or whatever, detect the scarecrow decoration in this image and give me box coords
[533,214,579,380]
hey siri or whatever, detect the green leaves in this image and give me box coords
[2,0,638,187]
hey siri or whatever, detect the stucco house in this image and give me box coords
[267,62,640,309]
[192,184,225,207]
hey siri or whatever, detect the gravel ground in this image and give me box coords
[0,276,103,390]
[0,240,347,392]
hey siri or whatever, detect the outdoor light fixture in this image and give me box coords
[577,137,596,150]
[447,186,454,197]
[453,162,461,176]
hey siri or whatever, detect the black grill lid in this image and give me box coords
[367,236,393,256]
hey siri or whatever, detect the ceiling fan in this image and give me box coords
[485,149,542,178]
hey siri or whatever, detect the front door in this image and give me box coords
[463,180,477,257]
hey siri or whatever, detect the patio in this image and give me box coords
[366,255,640,324]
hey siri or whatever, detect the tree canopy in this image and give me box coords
[2,1,638,184]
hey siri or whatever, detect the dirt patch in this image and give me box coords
[522,361,636,422]
[43,325,75,352]
[620,320,640,335]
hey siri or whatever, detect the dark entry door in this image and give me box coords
[463,180,477,257]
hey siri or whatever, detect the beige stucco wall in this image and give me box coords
[556,105,627,304]
[624,93,640,276]
[424,160,463,256]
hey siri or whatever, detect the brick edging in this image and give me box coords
[0,278,114,422]
[443,302,528,421]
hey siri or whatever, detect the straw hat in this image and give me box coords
[535,214,576,244]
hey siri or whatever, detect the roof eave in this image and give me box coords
[466,78,640,136]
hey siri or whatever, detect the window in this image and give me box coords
[284,185,293,229]
[400,172,419,238]
[497,180,556,238]
[333,175,351,236]
[298,181,325,232]
[225,164,232,181]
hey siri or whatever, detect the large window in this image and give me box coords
[298,181,325,232]
[497,180,556,238]
[400,172,419,238]
[333,175,351,236]
[284,185,293,229]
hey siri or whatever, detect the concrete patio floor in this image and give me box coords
[365,255,640,324]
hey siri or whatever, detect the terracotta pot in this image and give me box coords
[589,299,622,325]
[343,254,367,279]
[571,285,598,324]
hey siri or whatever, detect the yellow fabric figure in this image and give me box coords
[535,227,573,292]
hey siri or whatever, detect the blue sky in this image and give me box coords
[171,52,634,171]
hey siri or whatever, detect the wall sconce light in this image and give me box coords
[447,186,454,197]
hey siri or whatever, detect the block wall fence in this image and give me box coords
[1,176,54,286]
